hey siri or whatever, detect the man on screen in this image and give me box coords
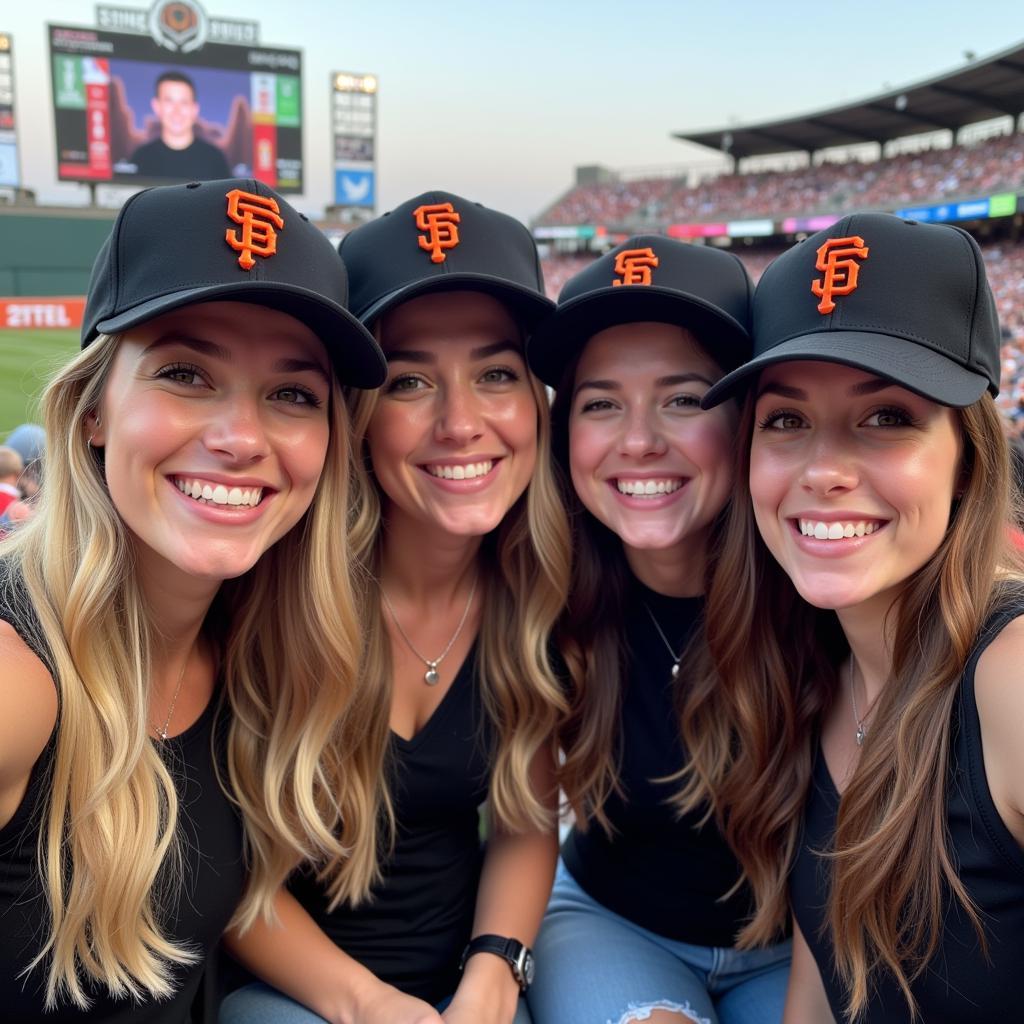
[129,71,231,180]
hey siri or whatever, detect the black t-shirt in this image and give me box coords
[562,575,753,947]
[289,646,493,1004]
[0,581,244,1022]
[790,599,1024,1022]
[129,137,231,180]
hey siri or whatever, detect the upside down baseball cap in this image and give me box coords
[702,212,1001,409]
[526,235,754,388]
[338,190,555,328]
[82,178,386,388]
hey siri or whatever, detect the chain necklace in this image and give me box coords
[849,657,880,746]
[152,652,188,741]
[644,604,684,681]
[381,576,479,685]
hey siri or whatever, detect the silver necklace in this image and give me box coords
[644,604,683,681]
[153,652,188,741]
[849,658,879,747]
[381,576,478,685]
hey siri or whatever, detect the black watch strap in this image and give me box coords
[459,933,535,992]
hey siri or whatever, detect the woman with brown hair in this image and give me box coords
[701,212,1024,1022]
[220,192,570,1024]
[524,237,791,1024]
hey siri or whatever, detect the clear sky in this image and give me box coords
[7,0,1024,222]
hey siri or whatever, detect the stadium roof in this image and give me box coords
[674,42,1024,159]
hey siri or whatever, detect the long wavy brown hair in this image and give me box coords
[703,390,1021,1019]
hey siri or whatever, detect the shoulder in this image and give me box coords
[0,618,58,825]
[974,612,1024,826]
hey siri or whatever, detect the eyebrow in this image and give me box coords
[574,372,713,397]
[385,339,521,363]
[143,335,329,381]
[756,376,895,400]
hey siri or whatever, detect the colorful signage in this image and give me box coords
[332,71,376,210]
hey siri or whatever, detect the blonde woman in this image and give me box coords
[702,213,1024,1022]
[221,192,570,1024]
[0,179,384,1021]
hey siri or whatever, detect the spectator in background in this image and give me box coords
[0,447,24,518]
[2,423,45,529]
[129,71,231,181]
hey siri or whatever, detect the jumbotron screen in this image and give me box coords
[49,24,302,191]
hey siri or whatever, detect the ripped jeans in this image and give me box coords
[527,860,790,1024]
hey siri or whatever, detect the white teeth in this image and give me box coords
[174,477,264,508]
[426,460,493,480]
[616,478,684,497]
[799,518,881,539]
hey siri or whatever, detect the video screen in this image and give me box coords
[49,24,302,191]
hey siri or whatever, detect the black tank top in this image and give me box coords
[289,645,492,1004]
[0,578,245,1023]
[790,600,1024,1022]
[562,575,754,946]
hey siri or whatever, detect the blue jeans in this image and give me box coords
[218,982,534,1023]
[526,860,790,1024]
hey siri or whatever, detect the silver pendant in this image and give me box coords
[671,662,680,680]
[855,724,866,746]
[424,663,440,686]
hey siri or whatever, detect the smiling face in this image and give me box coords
[365,290,538,539]
[750,360,962,615]
[568,322,737,564]
[91,300,332,588]
[151,79,199,148]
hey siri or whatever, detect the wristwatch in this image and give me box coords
[459,933,536,993]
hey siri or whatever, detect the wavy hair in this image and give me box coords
[323,363,571,908]
[703,391,1021,1018]
[4,332,361,1009]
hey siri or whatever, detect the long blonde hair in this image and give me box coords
[702,392,1021,1018]
[4,332,362,1009]
[319,366,571,907]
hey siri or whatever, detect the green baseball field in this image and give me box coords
[0,329,79,435]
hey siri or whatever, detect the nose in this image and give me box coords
[203,394,270,464]
[434,382,485,447]
[618,406,667,459]
[800,435,858,496]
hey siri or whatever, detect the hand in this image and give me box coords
[441,991,513,1024]
[351,980,444,1024]
[441,956,520,1024]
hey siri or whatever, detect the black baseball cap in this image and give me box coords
[702,212,1001,409]
[526,235,753,388]
[338,190,554,328]
[82,178,386,388]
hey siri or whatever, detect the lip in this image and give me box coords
[169,472,276,489]
[418,457,502,493]
[166,475,274,524]
[607,476,690,510]
[786,514,890,557]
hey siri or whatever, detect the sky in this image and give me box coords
[6,0,1024,222]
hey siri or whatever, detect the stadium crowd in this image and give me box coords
[539,133,1024,227]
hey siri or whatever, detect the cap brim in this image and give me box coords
[356,273,555,332]
[527,286,751,388]
[701,330,991,409]
[95,282,386,389]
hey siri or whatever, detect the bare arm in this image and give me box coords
[0,620,58,829]
[783,918,836,1024]
[443,748,559,1024]
[224,888,442,1024]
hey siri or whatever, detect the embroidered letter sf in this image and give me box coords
[811,236,869,314]
[612,248,660,286]
[414,203,461,264]
[225,189,285,271]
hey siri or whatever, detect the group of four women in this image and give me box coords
[0,177,1020,1024]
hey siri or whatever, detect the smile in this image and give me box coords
[173,476,265,508]
[424,460,495,480]
[797,518,886,539]
[615,477,685,498]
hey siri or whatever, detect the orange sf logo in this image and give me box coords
[811,236,869,314]
[225,189,285,271]
[414,203,461,263]
[612,248,659,286]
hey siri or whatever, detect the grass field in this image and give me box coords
[0,329,79,435]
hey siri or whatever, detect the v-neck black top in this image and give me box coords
[289,645,493,1004]
[561,575,754,946]
[790,599,1024,1022]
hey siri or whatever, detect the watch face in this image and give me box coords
[520,949,536,988]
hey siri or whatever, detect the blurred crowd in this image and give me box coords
[541,238,1024,436]
[539,133,1024,227]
